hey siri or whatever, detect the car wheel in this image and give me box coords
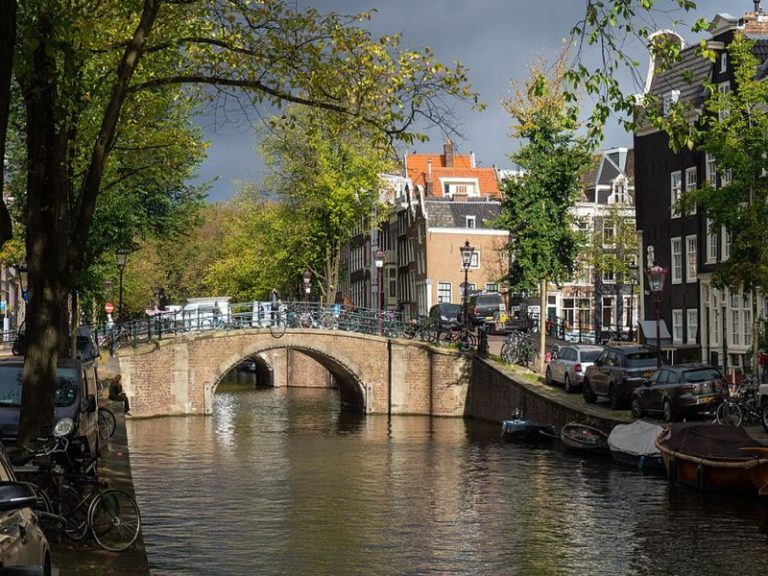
[563,373,573,393]
[663,399,676,422]
[631,396,643,418]
[609,386,621,410]
[545,366,553,386]
[582,379,597,404]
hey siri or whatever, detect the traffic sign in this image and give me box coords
[104,302,114,314]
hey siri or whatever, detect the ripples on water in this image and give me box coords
[128,380,768,576]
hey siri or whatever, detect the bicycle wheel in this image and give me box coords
[716,401,743,426]
[88,489,141,552]
[437,330,453,346]
[500,343,513,363]
[98,407,117,441]
[269,314,286,338]
[61,485,90,542]
[458,333,476,352]
[22,482,51,514]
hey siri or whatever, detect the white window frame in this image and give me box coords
[706,153,717,188]
[441,177,480,198]
[685,167,697,214]
[671,237,683,284]
[672,309,684,344]
[732,307,740,346]
[721,51,728,73]
[706,218,718,263]
[465,215,477,229]
[722,226,731,260]
[686,309,698,344]
[718,82,731,121]
[437,282,452,303]
[468,251,480,270]
[670,171,682,218]
[686,235,697,283]
[744,308,752,348]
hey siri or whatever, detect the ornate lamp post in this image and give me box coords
[460,240,475,334]
[303,269,312,303]
[117,249,129,322]
[375,250,385,335]
[646,262,668,368]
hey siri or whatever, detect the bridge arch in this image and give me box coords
[116,329,471,418]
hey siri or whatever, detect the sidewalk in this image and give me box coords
[50,403,150,576]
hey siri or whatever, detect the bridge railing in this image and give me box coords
[91,301,477,355]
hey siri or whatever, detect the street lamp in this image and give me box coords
[627,262,638,342]
[460,240,475,334]
[375,250,385,335]
[116,249,129,322]
[303,269,312,303]
[646,262,668,368]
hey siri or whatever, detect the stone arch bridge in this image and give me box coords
[116,328,472,418]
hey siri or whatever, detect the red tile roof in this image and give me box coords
[405,151,500,198]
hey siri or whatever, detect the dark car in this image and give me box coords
[468,292,506,327]
[582,345,662,409]
[545,344,604,393]
[0,441,51,575]
[0,357,101,459]
[429,303,462,332]
[631,364,727,422]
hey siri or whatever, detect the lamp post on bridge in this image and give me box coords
[375,250,385,335]
[646,262,667,368]
[117,249,129,323]
[460,240,475,335]
[303,269,312,303]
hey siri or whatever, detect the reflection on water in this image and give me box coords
[128,381,768,576]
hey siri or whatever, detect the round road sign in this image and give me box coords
[104,302,114,314]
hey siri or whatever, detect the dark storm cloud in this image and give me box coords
[193,0,731,201]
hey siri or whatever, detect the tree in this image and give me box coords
[498,56,592,371]
[0,0,478,446]
[260,106,395,301]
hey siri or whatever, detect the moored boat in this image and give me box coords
[607,420,665,471]
[560,422,609,455]
[501,410,557,444]
[655,423,768,494]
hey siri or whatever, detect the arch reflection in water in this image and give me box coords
[127,379,768,576]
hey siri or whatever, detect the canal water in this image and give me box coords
[128,374,768,576]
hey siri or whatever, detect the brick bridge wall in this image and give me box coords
[116,329,471,418]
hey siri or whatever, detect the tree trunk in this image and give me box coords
[538,279,547,373]
[0,0,16,244]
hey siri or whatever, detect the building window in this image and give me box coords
[672,309,684,344]
[443,179,479,197]
[602,219,615,247]
[602,269,615,283]
[469,251,480,269]
[685,167,697,214]
[721,51,727,73]
[671,237,683,284]
[718,82,730,121]
[744,308,752,348]
[465,215,476,229]
[687,309,698,344]
[437,282,452,303]
[722,168,733,187]
[706,219,718,263]
[485,283,498,293]
[722,226,731,260]
[706,154,717,188]
[670,171,682,217]
[663,90,679,116]
[732,308,740,346]
[686,235,697,283]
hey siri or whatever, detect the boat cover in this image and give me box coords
[607,420,664,457]
[658,422,766,460]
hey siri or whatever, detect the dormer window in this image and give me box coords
[663,90,680,116]
[441,177,479,198]
[465,215,477,229]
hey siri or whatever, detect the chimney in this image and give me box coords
[426,159,433,196]
[444,140,454,168]
[470,151,476,168]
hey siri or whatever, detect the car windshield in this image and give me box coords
[625,352,659,368]
[0,366,79,407]
[682,369,721,383]
[581,350,602,362]
[440,304,461,315]
[476,295,501,305]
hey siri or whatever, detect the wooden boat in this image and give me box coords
[501,411,557,444]
[607,420,665,471]
[560,422,609,455]
[655,423,768,494]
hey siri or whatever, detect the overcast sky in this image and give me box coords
[193,0,731,202]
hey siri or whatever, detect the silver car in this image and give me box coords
[545,344,604,393]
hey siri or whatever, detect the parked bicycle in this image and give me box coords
[500,331,537,368]
[17,435,141,552]
[437,326,476,351]
[715,376,761,427]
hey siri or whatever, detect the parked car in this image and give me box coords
[429,303,462,332]
[545,344,604,393]
[582,345,662,409]
[0,357,101,459]
[631,364,728,422]
[0,441,51,575]
[468,292,506,328]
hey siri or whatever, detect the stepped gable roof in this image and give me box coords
[424,198,502,229]
[405,151,500,198]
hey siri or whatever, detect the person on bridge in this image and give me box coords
[271,289,279,323]
[109,374,131,415]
